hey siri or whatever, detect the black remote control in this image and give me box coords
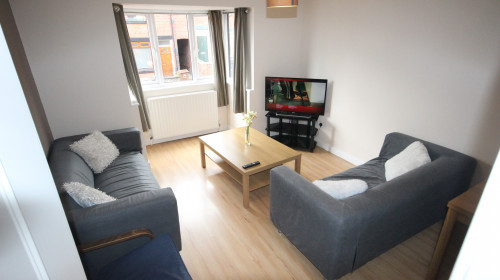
[242,161,260,169]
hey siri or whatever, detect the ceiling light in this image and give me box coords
[266,0,298,8]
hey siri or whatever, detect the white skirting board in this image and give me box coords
[316,142,364,166]
[150,128,219,145]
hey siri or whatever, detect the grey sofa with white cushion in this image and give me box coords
[270,132,477,280]
[49,127,181,272]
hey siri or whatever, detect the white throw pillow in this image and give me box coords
[63,182,116,208]
[313,179,368,199]
[69,130,119,174]
[385,141,431,181]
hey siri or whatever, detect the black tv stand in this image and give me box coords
[266,112,318,152]
[274,111,311,117]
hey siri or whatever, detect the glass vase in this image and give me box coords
[245,125,251,145]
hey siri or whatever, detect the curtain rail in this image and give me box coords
[124,9,235,15]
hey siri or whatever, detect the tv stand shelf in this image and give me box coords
[266,112,318,152]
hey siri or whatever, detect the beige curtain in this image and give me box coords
[232,8,248,114]
[208,11,229,107]
[112,3,151,132]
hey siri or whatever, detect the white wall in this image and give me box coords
[0,27,86,280]
[250,4,309,131]
[9,0,143,139]
[302,0,500,174]
[9,0,305,140]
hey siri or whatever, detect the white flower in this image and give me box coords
[243,111,257,126]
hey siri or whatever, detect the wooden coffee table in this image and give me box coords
[199,127,301,208]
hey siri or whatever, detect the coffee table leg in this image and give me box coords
[200,141,206,168]
[243,175,250,208]
[295,155,301,174]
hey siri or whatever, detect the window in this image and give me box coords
[125,12,214,86]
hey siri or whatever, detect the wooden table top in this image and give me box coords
[448,182,486,219]
[199,127,301,175]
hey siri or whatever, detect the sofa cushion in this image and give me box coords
[70,131,119,174]
[50,140,95,190]
[323,158,387,188]
[313,179,368,199]
[63,182,116,208]
[95,151,160,199]
[385,141,431,181]
[49,139,97,211]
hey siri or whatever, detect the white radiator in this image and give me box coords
[147,91,219,141]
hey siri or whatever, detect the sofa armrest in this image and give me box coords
[67,187,181,272]
[79,228,154,253]
[270,166,358,280]
[68,187,180,250]
[102,127,142,153]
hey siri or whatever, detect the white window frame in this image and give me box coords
[187,14,199,81]
[147,14,162,85]
[223,12,234,80]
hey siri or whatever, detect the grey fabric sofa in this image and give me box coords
[270,132,477,280]
[49,127,181,272]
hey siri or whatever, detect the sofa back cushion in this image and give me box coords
[380,132,464,161]
[50,140,95,189]
[49,139,95,210]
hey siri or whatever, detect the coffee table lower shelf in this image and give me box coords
[205,150,270,191]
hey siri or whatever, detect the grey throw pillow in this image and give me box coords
[69,130,119,173]
[313,179,368,199]
[385,141,431,181]
[63,182,116,208]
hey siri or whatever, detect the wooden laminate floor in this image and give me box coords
[146,136,463,280]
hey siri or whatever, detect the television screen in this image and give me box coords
[265,77,328,115]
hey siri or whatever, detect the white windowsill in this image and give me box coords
[142,79,214,91]
[129,89,139,106]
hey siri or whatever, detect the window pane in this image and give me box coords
[197,36,209,63]
[171,14,192,82]
[126,14,155,82]
[193,15,213,79]
[227,13,234,78]
[154,14,174,81]
[155,14,192,82]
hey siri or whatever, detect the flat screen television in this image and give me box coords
[265,76,328,115]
